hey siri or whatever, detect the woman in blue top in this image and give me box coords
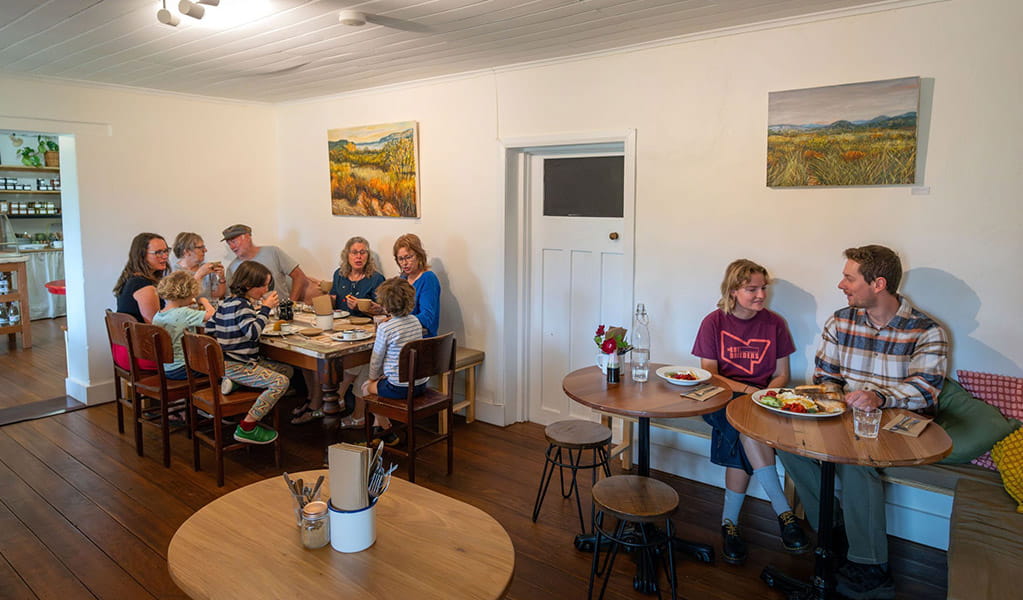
[392,233,440,337]
[331,236,385,317]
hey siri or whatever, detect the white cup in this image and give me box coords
[315,314,334,331]
[341,329,358,341]
[328,499,376,553]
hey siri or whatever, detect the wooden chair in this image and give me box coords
[364,333,456,483]
[104,310,150,437]
[125,322,197,467]
[182,332,282,486]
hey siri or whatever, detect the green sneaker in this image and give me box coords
[233,423,278,445]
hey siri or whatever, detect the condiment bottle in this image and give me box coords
[300,500,330,549]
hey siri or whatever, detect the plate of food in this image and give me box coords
[752,388,846,418]
[333,309,350,319]
[655,366,712,386]
[330,330,374,343]
[262,323,300,337]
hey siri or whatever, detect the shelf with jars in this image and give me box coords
[0,261,32,348]
[0,164,62,220]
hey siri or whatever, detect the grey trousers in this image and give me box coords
[777,451,888,565]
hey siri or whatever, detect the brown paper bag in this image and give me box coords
[312,294,333,316]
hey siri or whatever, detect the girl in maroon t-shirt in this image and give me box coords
[691,259,809,565]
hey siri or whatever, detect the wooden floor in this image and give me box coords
[0,321,948,599]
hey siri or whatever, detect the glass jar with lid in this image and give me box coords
[300,500,330,549]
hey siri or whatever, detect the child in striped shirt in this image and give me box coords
[206,260,293,445]
[362,277,427,446]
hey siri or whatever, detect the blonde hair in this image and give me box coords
[717,259,770,315]
[156,270,200,302]
[376,277,416,317]
[393,233,429,271]
[339,236,378,278]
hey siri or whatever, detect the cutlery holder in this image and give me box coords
[328,498,377,553]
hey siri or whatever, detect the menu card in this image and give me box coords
[328,442,371,510]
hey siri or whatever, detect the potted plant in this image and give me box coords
[38,136,59,167]
[17,146,41,167]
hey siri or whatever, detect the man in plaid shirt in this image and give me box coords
[778,245,948,600]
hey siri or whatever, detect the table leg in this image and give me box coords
[760,460,837,600]
[318,358,341,415]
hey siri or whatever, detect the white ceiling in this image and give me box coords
[0,0,901,103]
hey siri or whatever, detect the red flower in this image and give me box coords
[601,338,617,354]
[595,325,606,336]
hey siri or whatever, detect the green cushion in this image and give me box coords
[935,378,1021,464]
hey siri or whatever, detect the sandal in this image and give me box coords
[290,407,325,425]
[338,416,365,430]
[290,402,310,417]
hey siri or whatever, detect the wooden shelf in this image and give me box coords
[0,165,60,174]
[0,293,21,302]
[0,190,60,195]
[6,214,62,219]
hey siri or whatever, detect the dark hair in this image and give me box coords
[376,277,416,317]
[171,232,204,259]
[229,260,272,298]
[844,245,903,292]
[113,232,167,295]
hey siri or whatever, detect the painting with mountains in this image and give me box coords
[767,77,919,187]
[327,121,419,217]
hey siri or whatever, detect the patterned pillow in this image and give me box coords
[991,428,1023,513]
[958,370,1023,470]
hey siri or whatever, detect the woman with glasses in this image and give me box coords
[111,232,170,370]
[292,236,385,426]
[393,233,440,337]
[170,232,226,302]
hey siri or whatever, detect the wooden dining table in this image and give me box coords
[562,364,733,574]
[168,469,515,599]
[726,394,952,600]
[259,311,375,416]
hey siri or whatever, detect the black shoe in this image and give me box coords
[836,562,895,600]
[777,511,810,554]
[371,426,400,447]
[338,385,356,419]
[721,520,747,565]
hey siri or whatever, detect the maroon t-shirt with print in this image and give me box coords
[691,308,795,388]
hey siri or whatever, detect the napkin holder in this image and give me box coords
[882,413,932,437]
[327,442,376,553]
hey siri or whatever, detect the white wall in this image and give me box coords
[0,78,277,403]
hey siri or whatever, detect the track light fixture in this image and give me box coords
[158,0,222,26]
[157,0,179,26]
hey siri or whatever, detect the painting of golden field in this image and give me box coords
[327,121,419,217]
[767,77,919,187]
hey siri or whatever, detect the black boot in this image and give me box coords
[721,520,747,565]
[777,511,810,554]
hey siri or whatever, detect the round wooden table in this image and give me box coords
[563,364,732,579]
[727,395,952,599]
[168,470,515,600]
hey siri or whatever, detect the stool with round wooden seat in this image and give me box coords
[531,419,612,538]
[588,475,679,600]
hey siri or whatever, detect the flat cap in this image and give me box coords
[221,224,252,241]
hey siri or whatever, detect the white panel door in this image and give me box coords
[527,149,632,425]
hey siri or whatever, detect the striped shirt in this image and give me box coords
[368,314,428,386]
[205,296,270,363]
[814,296,948,412]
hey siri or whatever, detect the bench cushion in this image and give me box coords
[948,478,1023,600]
[935,378,1020,464]
[957,370,1023,470]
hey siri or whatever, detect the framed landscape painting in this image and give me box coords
[327,121,420,217]
[767,76,919,187]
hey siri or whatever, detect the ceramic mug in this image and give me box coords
[315,314,334,331]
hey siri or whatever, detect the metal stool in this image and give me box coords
[531,420,612,539]
[588,475,679,600]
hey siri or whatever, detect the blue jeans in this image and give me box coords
[376,378,427,399]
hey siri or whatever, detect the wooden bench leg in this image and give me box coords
[438,372,451,434]
[464,365,476,423]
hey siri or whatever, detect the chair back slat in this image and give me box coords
[127,322,173,366]
[182,332,225,380]
[398,333,456,382]
[104,310,136,348]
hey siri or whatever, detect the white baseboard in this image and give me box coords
[66,376,114,405]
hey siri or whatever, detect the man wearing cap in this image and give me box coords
[222,224,312,303]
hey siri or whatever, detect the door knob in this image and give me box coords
[609,232,619,240]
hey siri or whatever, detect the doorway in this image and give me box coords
[502,131,636,426]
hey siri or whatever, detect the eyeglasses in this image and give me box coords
[349,249,368,256]
[192,244,207,251]
[148,249,171,257]
[396,254,416,263]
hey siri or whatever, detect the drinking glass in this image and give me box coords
[853,407,881,439]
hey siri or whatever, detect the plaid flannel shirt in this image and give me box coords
[814,296,948,412]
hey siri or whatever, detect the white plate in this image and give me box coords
[330,330,374,342]
[262,324,300,337]
[751,388,846,418]
[655,366,712,386]
[333,310,350,319]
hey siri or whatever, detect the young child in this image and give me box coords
[362,277,428,446]
[154,271,216,381]
[206,260,293,445]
